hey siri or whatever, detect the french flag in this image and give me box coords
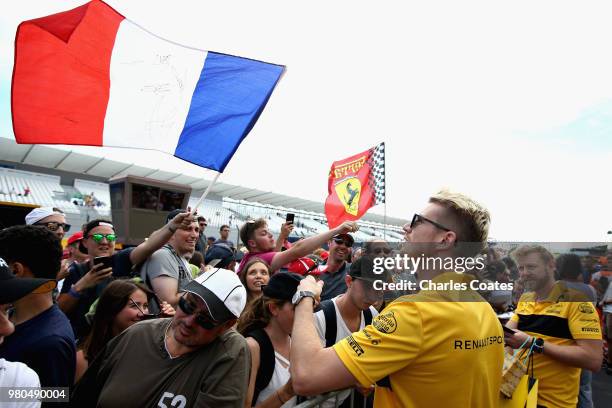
[12,0,284,172]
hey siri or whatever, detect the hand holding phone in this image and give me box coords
[94,255,113,271]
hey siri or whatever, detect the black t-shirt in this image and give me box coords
[320,262,350,301]
[60,248,134,339]
[0,305,76,389]
[71,319,250,408]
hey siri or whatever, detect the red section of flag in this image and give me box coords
[324,147,377,228]
[12,0,124,146]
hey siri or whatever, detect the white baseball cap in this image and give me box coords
[182,268,246,322]
[25,207,63,225]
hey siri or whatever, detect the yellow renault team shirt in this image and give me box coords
[333,272,504,408]
[510,282,602,408]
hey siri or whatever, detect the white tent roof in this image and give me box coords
[0,137,407,226]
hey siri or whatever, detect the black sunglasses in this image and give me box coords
[36,221,71,232]
[372,247,391,255]
[410,214,451,232]
[178,295,219,330]
[333,238,353,247]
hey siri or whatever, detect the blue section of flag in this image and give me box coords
[175,52,284,171]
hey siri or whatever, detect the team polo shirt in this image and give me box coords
[333,272,504,408]
[510,282,602,408]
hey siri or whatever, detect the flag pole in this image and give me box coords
[191,172,220,214]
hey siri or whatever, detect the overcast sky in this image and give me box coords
[2,0,612,241]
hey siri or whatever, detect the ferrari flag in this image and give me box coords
[324,143,386,228]
[11,0,284,172]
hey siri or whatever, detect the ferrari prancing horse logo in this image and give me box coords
[335,177,361,216]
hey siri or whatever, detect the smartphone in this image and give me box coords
[286,213,295,224]
[94,255,113,270]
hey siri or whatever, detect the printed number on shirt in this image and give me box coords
[158,392,187,408]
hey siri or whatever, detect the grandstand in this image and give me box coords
[0,167,77,215]
[0,137,407,244]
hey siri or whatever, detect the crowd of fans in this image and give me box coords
[0,191,610,407]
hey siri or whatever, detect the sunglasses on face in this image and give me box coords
[178,296,219,330]
[333,238,353,247]
[88,233,117,243]
[409,214,451,232]
[372,247,391,255]
[36,222,71,232]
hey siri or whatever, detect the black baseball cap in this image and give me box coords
[348,255,391,283]
[205,243,235,269]
[0,257,56,304]
[262,272,303,301]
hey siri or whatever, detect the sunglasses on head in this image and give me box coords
[372,247,391,255]
[333,238,353,247]
[88,233,117,243]
[36,221,71,232]
[178,295,219,330]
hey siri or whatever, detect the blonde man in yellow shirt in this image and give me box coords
[505,245,602,408]
[290,190,504,407]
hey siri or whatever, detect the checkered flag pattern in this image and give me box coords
[367,142,386,204]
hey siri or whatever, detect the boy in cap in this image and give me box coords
[0,226,76,392]
[71,268,249,408]
[0,257,53,408]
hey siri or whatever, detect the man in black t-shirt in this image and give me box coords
[319,233,354,301]
[0,226,76,399]
[71,268,249,408]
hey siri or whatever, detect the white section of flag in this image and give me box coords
[103,19,207,153]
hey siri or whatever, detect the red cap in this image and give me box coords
[288,257,320,276]
[67,231,84,245]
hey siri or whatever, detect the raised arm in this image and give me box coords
[289,276,359,396]
[270,222,358,272]
[129,212,195,266]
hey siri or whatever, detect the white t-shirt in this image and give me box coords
[312,296,379,408]
[255,352,296,407]
[0,358,41,408]
[313,295,379,345]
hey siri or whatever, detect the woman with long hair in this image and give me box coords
[75,279,173,382]
[239,258,271,305]
[237,273,302,407]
